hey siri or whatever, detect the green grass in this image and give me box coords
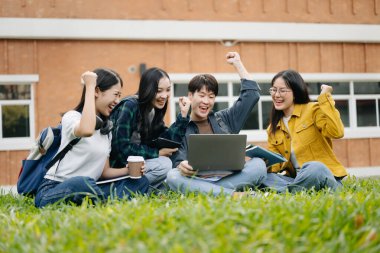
[1,177,379,253]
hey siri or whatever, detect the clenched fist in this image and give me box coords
[320,84,333,95]
[226,52,241,65]
[179,96,191,118]
[81,71,97,88]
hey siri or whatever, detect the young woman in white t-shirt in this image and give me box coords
[35,68,149,207]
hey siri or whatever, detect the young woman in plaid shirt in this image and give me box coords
[110,68,190,191]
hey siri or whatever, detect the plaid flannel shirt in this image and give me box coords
[109,96,189,168]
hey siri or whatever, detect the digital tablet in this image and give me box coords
[152,137,182,149]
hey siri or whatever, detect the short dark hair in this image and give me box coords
[188,74,218,96]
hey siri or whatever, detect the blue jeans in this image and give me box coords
[261,161,343,193]
[166,158,267,196]
[144,156,172,189]
[35,176,149,208]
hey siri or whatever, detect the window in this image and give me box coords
[0,75,38,150]
[306,82,350,127]
[169,73,380,141]
[354,82,380,127]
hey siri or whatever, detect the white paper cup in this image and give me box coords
[127,156,144,179]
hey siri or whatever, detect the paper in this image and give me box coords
[96,175,131,185]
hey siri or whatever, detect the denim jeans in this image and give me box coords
[166,157,267,196]
[261,161,343,193]
[35,176,149,208]
[144,156,172,189]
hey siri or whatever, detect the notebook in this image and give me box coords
[245,144,287,166]
[187,134,247,171]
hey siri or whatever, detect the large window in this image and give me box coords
[169,73,380,141]
[0,75,38,150]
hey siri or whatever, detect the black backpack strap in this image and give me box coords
[45,138,81,170]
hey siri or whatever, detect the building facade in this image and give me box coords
[1,0,380,185]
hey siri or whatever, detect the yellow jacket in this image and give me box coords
[266,93,347,178]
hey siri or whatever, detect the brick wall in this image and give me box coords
[1,0,380,184]
[1,0,380,23]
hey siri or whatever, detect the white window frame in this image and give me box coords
[0,74,39,151]
[169,73,380,142]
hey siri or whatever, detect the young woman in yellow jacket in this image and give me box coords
[263,69,347,193]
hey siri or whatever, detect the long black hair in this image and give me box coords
[74,68,123,120]
[269,69,310,135]
[137,67,170,142]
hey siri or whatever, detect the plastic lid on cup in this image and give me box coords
[127,156,144,162]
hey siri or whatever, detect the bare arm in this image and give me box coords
[216,52,260,133]
[74,71,98,137]
[226,52,252,80]
[101,159,129,179]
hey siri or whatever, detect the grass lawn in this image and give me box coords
[1,177,379,253]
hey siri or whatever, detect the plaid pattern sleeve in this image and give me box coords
[159,113,190,143]
[110,99,159,167]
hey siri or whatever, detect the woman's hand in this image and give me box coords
[320,84,333,95]
[126,162,146,175]
[178,96,191,118]
[81,71,97,88]
[141,162,145,175]
[159,147,178,157]
[75,71,98,137]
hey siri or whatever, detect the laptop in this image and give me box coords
[187,134,247,171]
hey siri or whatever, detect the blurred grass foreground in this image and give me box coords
[1,177,379,253]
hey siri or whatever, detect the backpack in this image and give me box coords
[17,124,80,196]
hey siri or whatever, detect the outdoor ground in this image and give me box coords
[1,176,379,253]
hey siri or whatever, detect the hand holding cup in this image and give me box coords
[127,156,144,179]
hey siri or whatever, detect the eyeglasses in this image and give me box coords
[268,88,292,96]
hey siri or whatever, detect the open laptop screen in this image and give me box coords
[187,134,247,171]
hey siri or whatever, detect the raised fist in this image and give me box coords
[178,96,191,117]
[81,71,98,87]
[320,84,333,94]
[226,52,241,65]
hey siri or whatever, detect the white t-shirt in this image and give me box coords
[282,115,300,169]
[45,111,111,182]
